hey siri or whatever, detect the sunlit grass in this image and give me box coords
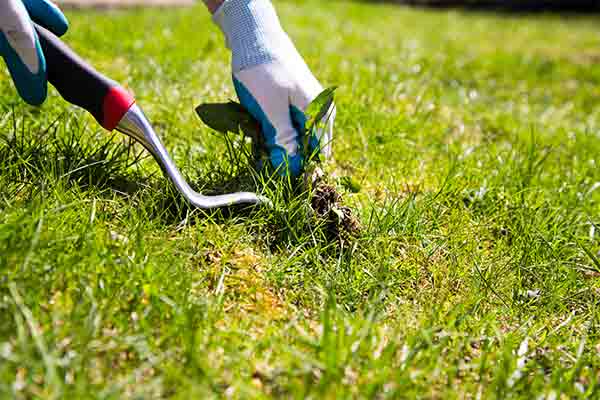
[1,1,599,398]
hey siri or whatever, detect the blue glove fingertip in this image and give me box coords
[309,134,320,152]
[290,104,320,155]
[271,148,302,177]
[23,0,69,37]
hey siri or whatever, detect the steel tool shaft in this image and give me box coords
[34,24,267,209]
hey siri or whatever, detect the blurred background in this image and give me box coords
[368,0,600,11]
[54,0,600,10]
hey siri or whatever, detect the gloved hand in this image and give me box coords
[213,0,335,177]
[0,0,68,105]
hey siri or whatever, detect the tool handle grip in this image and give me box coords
[35,24,135,131]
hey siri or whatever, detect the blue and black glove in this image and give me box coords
[0,0,68,105]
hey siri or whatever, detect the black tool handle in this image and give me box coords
[35,24,135,131]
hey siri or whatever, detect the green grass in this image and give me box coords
[1,1,600,398]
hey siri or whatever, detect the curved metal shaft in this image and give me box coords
[116,105,268,209]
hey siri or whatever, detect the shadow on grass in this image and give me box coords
[0,114,351,253]
[0,121,144,193]
[0,117,264,224]
[364,0,600,13]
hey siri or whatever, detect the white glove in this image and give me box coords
[0,0,68,105]
[213,0,335,177]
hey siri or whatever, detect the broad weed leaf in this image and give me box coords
[302,87,337,165]
[195,101,262,143]
[304,87,337,134]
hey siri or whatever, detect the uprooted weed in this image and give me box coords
[309,172,362,245]
[195,89,362,246]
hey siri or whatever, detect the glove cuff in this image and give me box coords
[213,0,290,73]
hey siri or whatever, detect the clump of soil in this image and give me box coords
[310,175,361,245]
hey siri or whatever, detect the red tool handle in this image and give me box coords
[34,24,135,131]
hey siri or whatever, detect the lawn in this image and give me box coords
[1,1,600,398]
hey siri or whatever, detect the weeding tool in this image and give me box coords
[34,24,268,209]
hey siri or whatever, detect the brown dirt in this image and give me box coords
[311,181,362,245]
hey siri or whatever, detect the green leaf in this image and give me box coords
[304,87,337,134]
[195,101,263,144]
[302,87,337,164]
